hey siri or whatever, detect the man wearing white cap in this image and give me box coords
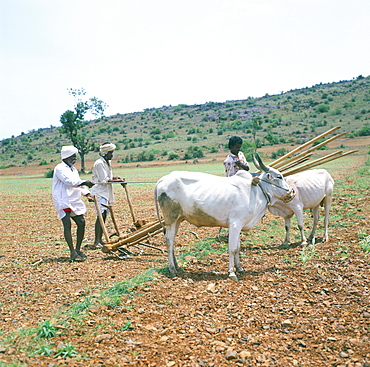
[52,146,94,261]
[91,142,125,248]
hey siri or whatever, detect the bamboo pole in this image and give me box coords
[272,151,313,170]
[294,150,357,175]
[282,151,343,176]
[279,156,311,172]
[268,126,341,167]
[282,150,357,177]
[272,132,347,170]
[93,195,110,244]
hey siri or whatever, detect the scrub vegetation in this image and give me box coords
[1,75,370,171]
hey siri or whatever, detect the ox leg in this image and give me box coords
[295,209,307,246]
[307,205,319,244]
[322,194,332,242]
[283,215,293,246]
[228,225,243,282]
[165,221,181,276]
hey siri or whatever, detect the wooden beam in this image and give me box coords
[268,126,341,167]
[283,150,357,176]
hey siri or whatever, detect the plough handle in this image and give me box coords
[93,195,110,244]
[121,183,136,223]
[101,203,120,237]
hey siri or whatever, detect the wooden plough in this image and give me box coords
[93,184,164,260]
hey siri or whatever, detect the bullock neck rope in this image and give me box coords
[257,179,296,204]
[256,182,271,206]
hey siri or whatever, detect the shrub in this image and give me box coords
[316,104,330,113]
[44,169,54,178]
[271,147,287,159]
[150,127,161,135]
[184,146,204,159]
[168,151,179,160]
[358,124,370,136]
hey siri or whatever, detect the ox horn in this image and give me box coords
[253,155,261,171]
[253,153,269,172]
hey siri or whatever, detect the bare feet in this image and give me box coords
[70,253,86,262]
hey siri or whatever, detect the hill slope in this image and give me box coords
[1,75,369,170]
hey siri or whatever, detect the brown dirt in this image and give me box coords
[0,154,369,366]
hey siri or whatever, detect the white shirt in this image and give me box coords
[91,157,115,203]
[52,162,90,219]
[223,152,249,177]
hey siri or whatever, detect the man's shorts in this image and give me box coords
[63,208,77,217]
[95,196,110,214]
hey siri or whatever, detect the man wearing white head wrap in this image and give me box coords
[52,146,95,261]
[61,145,79,160]
[91,142,125,248]
[99,142,116,156]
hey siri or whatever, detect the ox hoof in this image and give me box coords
[168,271,179,278]
[229,273,239,282]
[307,236,316,245]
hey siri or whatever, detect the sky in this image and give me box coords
[1,0,369,140]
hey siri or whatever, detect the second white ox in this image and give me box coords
[268,169,334,246]
[154,154,293,281]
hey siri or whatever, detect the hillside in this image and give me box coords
[1,75,369,170]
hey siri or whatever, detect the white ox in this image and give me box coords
[268,169,334,246]
[154,154,294,281]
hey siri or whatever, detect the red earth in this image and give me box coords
[0,143,369,367]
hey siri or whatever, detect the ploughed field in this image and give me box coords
[0,155,369,367]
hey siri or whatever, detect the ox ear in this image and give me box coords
[254,153,269,172]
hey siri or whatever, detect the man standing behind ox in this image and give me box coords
[91,142,125,249]
[52,146,94,262]
[224,136,250,177]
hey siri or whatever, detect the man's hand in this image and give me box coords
[80,180,95,188]
[86,193,94,202]
[110,177,125,183]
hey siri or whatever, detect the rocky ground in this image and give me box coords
[0,154,369,367]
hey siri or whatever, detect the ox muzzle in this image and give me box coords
[280,187,296,203]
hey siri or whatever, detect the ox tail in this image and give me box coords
[154,183,166,233]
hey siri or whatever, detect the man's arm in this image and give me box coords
[235,160,250,171]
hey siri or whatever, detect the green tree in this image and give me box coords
[59,88,108,172]
[250,115,263,149]
[264,131,278,145]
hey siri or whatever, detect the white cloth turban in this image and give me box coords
[61,146,78,159]
[99,143,116,155]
